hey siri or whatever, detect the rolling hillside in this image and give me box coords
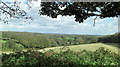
[2,43,119,55]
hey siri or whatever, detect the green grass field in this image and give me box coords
[1,40,7,43]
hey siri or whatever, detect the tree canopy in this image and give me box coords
[0,1,120,25]
[40,2,120,25]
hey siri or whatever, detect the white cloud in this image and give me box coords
[0,15,118,35]
[0,1,118,35]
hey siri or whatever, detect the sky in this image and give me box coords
[0,0,119,35]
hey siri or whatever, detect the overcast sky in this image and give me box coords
[0,0,119,35]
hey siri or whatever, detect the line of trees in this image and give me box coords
[98,33,119,43]
[2,31,119,51]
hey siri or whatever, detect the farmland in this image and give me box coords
[2,43,119,55]
[1,31,120,66]
[2,44,120,66]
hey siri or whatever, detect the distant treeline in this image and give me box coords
[1,31,119,51]
[98,33,119,43]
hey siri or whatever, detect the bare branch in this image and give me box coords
[0,8,12,17]
[93,16,97,26]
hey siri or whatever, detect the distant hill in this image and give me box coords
[1,31,119,51]
[98,33,120,43]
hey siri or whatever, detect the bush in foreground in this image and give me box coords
[2,47,120,66]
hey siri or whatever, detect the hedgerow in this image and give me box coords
[2,47,120,66]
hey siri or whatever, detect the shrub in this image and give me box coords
[2,47,120,66]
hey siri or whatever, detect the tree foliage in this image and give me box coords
[2,31,99,50]
[0,0,33,23]
[40,2,120,24]
[2,47,120,66]
[0,1,120,24]
[2,31,119,51]
[98,33,119,43]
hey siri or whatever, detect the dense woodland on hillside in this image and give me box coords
[1,31,119,51]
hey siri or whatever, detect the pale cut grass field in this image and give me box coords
[2,43,120,54]
[49,43,119,54]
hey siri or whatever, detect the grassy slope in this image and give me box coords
[2,43,119,54]
[51,43,119,54]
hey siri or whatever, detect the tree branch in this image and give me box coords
[1,1,15,11]
[0,8,12,17]
[93,16,97,26]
